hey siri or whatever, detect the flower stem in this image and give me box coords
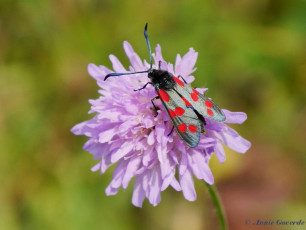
[205,183,227,230]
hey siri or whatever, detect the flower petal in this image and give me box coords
[110,160,127,188]
[147,131,155,145]
[179,149,188,176]
[214,142,226,163]
[148,167,162,206]
[188,150,214,184]
[180,170,196,201]
[98,127,117,143]
[122,156,141,189]
[110,142,134,163]
[161,168,175,191]
[223,109,247,124]
[132,176,146,207]
[88,63,111,81]
[216,128,251,153]
[71,120,91,135]
[170,178,181,191]
[153,44,164,64]
[105,185,119,196]
[175,48,198,77]
[109,54,127,73]
[123,41,145,71]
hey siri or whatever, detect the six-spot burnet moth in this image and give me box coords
[104,23,226,147]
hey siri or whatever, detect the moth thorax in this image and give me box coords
[149,69,175,90]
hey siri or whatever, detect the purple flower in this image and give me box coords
[71,41,251,207]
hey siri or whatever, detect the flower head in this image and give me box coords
[71,41,251,207]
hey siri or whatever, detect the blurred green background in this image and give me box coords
[0,0,305,229]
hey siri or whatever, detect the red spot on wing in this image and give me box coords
[188,125,198,133]
[159,89,170,102]
[205,100,213,108]
[207,109,214,117]
[181,97,192,106]
[178,123,187,132]
[173,77,184,87]
[190,92,199,102]
[169,109,176,118]
[192,89,200,96]
[175,107,185,116]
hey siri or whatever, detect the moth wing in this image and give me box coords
[157,88,203,147]
[172,76,226,122]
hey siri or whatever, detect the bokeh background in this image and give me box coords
[1,0,305,229]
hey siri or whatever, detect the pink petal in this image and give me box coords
[101,155,112,173]
[187,151,214,184]
[132,176,146,207]
[223,109,247,124]
[71,121,90,135]
[161,168,175,191]
[179,150,188,175]
[122,157,141,189]
[110,142,134,163]
[196,88,208,94]
[148,167,162,206]
[156,144,166,164]
[159,61,168,71]
[174,54,181,71]
[91,162,101,172]
[142,147,154,166]
[170,178,181,191]
[110,160,127,188]
[214,142,226,163]
[123,41,145,71]
[180,170,196,201]
[105,185,119,196]
[153,44,165,64]
[219,128,251,153]
[88,64,110,81]
[147,131,155,145]
[185,75,195,83]
[109,54,127,73]
[167,63,174,74]
[98,127,117,143]
[175,48,198,77]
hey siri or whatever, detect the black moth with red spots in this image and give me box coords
[104,24,225,147]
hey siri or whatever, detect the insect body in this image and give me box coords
[105,24,225,147]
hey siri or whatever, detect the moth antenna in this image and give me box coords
[144,23,153,70]
[104,70,149,81]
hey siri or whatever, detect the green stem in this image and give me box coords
[205,183,227,230]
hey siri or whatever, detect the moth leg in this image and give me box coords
[201,117,207,134]
[178,75,187,84]
[192,109,206,133]
[151,96,160,117]
[167,126,175,136]
[158,61,162,69]
[134,82,153,91]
